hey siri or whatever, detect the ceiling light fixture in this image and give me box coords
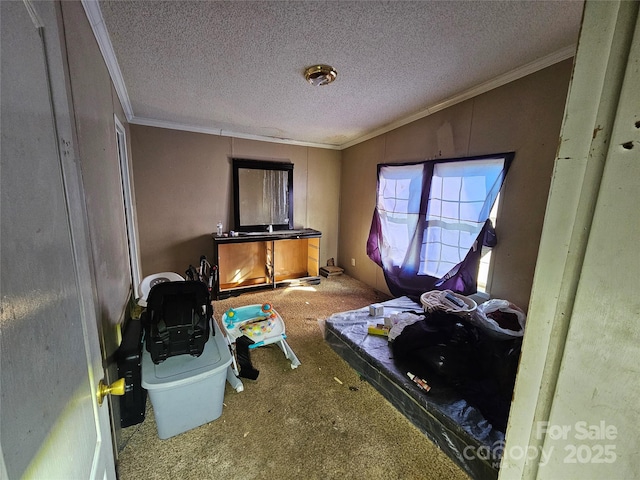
[304,64,337,86]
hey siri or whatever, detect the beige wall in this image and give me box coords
[132,59,572,311]
[307,148,342,265]
[130,129,341,276]
[60,0,134,453]
[62,1,132,326]
[338,59,573,310]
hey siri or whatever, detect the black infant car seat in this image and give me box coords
[142,280,213,364]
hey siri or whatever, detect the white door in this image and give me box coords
[1,1,116,479]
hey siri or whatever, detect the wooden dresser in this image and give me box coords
[211,229,321,299]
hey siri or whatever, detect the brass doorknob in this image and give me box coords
[97,378,126,405]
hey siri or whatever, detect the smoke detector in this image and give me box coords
[304,65,337,86]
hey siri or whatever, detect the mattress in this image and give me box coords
[324,296,504,480]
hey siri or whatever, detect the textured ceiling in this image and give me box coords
[94,0,584,149]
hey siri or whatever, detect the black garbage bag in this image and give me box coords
[391,310,522,432]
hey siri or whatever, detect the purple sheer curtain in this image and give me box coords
[367,154,512,300]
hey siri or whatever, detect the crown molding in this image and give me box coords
[82,0,575,152]
[81,0,133,120]
[129,117,342,150]
[339,45,576,150]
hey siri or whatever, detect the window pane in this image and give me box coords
[441,200,459,220]
[441,176,462,200]
[460,201,484,222]
[422,158,506,277]
[377,164,424,268]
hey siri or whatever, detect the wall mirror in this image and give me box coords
[232,158,294,232]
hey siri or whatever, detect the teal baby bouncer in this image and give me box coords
[221,303,300,384]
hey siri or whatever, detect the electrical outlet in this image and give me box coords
[351,258,356,267]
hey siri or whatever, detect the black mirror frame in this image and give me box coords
[232,158,294,232]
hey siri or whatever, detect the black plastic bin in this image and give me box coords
[116,317,147,428]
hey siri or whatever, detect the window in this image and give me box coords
[367,153,513,297]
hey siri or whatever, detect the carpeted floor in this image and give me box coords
[116,275,470,480]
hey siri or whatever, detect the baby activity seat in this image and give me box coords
[221,303,300,383]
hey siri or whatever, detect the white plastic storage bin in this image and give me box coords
[141,320,232,439]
